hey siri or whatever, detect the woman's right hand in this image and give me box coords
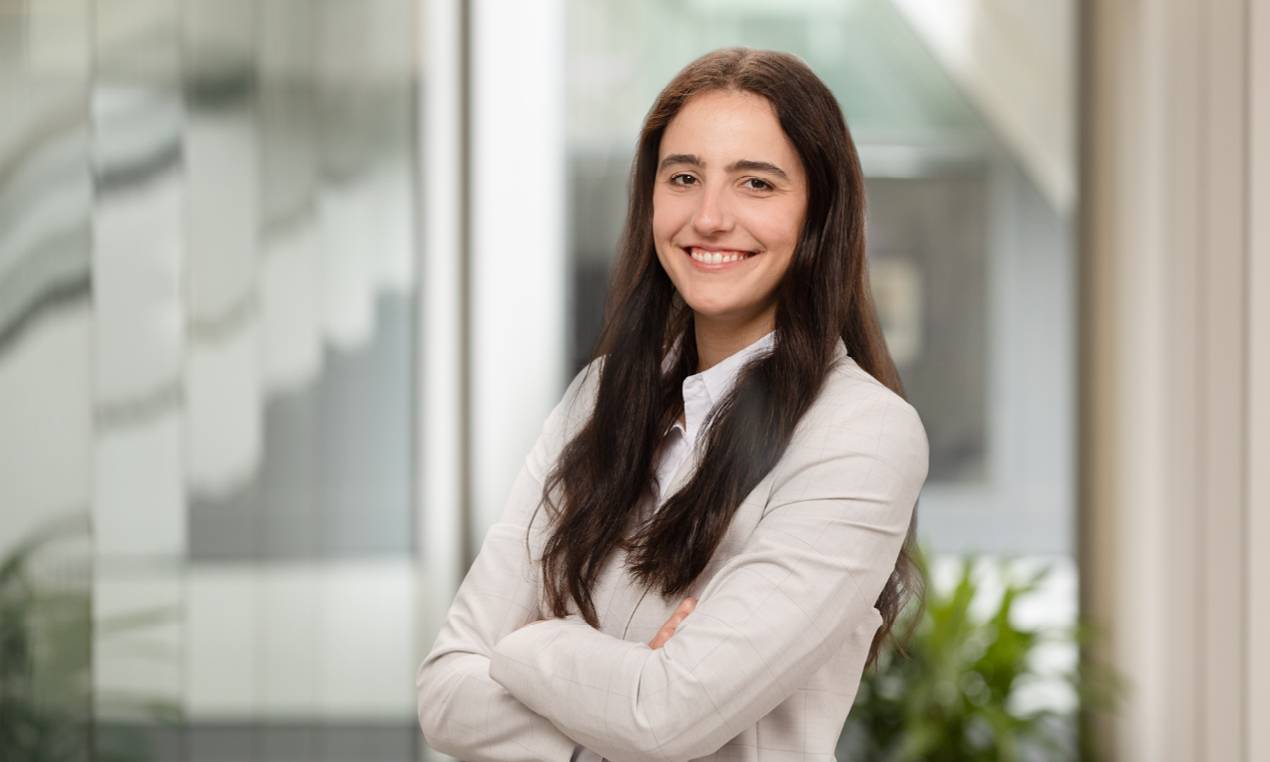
[647,596,696,649]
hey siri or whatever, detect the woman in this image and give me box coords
[417,47,929,762]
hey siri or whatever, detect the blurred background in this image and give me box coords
[0,1,1265,761]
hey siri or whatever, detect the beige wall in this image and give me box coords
[1084,0,1267,760]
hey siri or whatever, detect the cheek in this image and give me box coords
[652,189,695,235]
[651,206,678,267]
[748,202,805,249]
[650,200,673,241]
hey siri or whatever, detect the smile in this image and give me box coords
[682,246,759,270]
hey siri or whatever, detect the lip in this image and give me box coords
[680,245,760,271]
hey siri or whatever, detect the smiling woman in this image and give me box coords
[417,47,929,762]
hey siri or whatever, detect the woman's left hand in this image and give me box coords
[648,597,696,649]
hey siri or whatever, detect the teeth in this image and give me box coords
[690,247,752,264]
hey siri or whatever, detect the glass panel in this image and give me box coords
[1,1,422,759]
[91,1,187,757]
[0,1,94,760]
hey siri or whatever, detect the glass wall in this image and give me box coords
[0,1,422,760]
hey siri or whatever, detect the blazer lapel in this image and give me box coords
[604,442,702,639]
[658,440,701,514]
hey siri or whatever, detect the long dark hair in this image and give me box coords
[534,47,924,669]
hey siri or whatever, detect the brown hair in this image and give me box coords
[534,47,924,669]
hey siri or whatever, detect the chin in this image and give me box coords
[683,300,755,322]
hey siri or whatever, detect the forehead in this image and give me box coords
[660,90,800,171]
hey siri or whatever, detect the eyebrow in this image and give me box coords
[658,153,790,181]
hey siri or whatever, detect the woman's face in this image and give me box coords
[652,89,808,330]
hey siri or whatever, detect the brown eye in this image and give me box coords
[743,177,773,191]
[669,173,697,186]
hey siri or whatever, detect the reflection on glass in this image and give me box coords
[91,3,187,757]
[1,0,421,759]
[0,3,94,760]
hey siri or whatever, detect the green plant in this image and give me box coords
[839,548,1126,761]
[0,515,181,761]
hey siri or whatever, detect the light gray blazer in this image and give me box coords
[417,338,930,762]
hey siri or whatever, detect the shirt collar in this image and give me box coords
[665,329,777,444]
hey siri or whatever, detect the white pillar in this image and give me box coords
[468,0,567,541]
[417,0,465,678]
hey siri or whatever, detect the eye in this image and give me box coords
[669,173,697,186]
[742,177,773,191]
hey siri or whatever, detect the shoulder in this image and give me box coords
[524,356,606,486]
[825,354,926,439]
[771,354,930,499]
[544,354,606,443]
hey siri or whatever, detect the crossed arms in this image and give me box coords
[416,365,928,762]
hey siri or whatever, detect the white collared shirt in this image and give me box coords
[574,328,777,762]
[652,328,777,505]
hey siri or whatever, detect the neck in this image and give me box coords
[691,308,775,373]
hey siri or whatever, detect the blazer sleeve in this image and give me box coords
[416,361,600,761]
[487,390,930,762]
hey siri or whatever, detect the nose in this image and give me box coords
[690,183,734,236]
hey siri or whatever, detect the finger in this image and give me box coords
[669,597,696,625]
[652,613,684,646]
[649,625,674,649]
[649,597,699,649]
[654,601,696,644]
